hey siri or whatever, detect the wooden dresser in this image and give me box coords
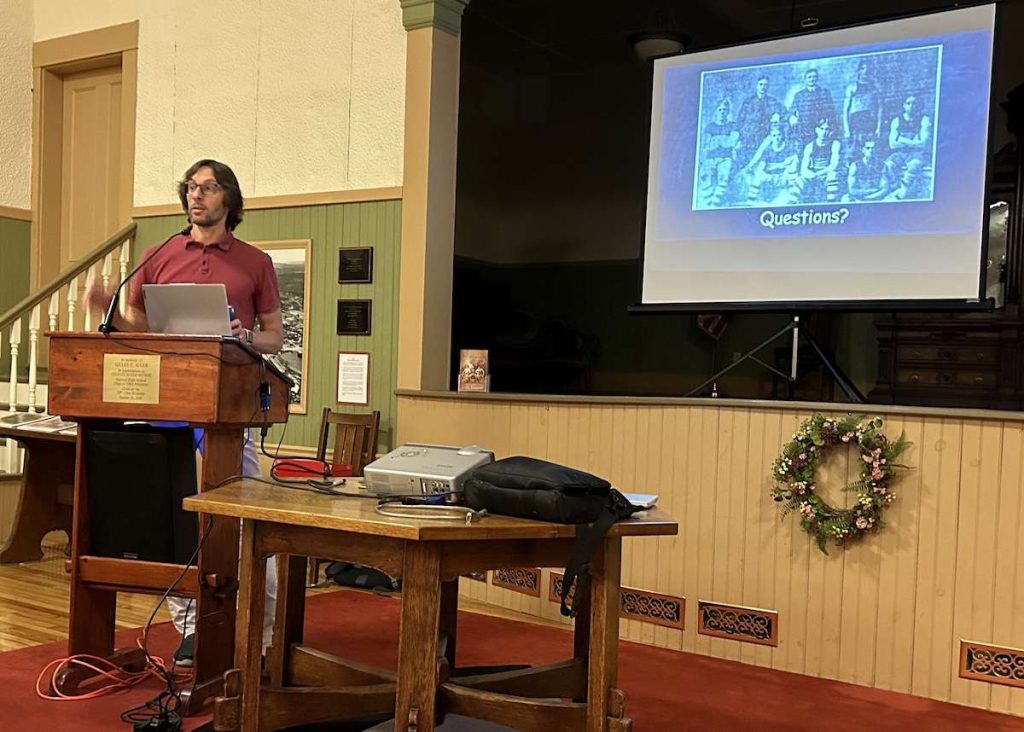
[871,313,1024,409]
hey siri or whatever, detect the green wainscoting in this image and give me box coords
[135,200,402,451]
[0,217,32,377]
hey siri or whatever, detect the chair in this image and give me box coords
[307,408,380,585]
[315,407,380,478]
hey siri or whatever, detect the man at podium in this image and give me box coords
[85,159,283,665]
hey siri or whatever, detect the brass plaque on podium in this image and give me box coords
[102,354,161,404]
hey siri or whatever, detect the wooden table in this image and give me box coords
[0,425,75,563]
[184,482,677,732]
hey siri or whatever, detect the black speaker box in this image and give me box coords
[85,424,198,564]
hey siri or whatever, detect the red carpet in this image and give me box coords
[2,590,1022,731]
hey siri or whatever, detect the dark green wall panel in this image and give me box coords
[135,199,402,451]
[0,217,32,376]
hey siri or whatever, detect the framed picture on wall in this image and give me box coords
[252,239,312,414]
[337,351,371,406]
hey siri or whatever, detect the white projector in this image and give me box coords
[363,443,494,500]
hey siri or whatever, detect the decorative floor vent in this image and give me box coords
[697,600,778,647]
[959,640,1024,689]
[550,572,684,630]
[491,568,541,597]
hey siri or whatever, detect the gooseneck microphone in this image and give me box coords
[98,224,192,334]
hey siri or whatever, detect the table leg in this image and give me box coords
[439,578,459,672]
[0,437,74,563]
[395,543,442,732]
[586,536,623,732]
[267,554,307,686]
[235,519,267,731]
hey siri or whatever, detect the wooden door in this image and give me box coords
[58,65,125,273]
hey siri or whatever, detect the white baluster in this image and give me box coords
[101,251,113,290]
[49,291,60,331]
[28,304,40,413]
[119,240,131,316]
[67,276,79,331]
[83,264,97,332]
[0,329,8,472]
[8,318,21,410]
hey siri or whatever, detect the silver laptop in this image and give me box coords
[143,283,233,336]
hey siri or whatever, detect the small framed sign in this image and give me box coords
[337,299,372,336]
[337,351,371,406]
[339,246,373,284]
[457,349,490,392]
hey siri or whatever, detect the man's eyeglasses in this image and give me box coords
[186,180,223,196]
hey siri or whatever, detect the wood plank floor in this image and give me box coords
[0,532,174,652]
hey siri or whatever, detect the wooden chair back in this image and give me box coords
[315,408,380,477]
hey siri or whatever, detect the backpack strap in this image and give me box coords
[559,491,638,617]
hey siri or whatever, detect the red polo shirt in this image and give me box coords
[128,232,280,330]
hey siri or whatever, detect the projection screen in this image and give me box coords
[640,4,997,307]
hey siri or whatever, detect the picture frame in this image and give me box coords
[252,239,311,414]
[457,349,490,392]
[337,299,372,336]
[339,246,374,284]
[337,351,371,406]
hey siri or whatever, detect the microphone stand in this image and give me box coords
[98,225,191,334]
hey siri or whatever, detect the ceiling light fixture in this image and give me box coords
[628,30,689,62]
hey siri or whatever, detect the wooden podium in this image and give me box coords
[46,332,290,714]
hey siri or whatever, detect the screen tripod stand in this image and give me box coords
[685,315,865,403]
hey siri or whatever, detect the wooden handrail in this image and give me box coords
[0,222,137,333]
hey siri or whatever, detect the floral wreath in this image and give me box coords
[771,414,910,554]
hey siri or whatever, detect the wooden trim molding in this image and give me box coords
[396,389,1024,423]
[0,205,31,222]
[33,21,139,68]
[132,186,404,218]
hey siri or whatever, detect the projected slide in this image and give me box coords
[692,47,939,210]
[642,5,995,306]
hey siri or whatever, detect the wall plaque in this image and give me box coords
[337,299,372,336]
[339,246,373,284]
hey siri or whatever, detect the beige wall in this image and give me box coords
[28,0,405,206]
[398,391,1024,717]
[0,1,33,210]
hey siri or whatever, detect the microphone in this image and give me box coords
[99,224,192,334]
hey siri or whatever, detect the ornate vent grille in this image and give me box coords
[959,640,1024,689]
[549,572,684,630]
[697,600,778,646]
[491,568,541,597]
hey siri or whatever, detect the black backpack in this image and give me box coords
[463,456,639,617]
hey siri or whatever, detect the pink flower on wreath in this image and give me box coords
[871,468,884,481]
[855,516,870,530]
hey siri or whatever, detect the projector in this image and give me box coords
[363,444,495,500]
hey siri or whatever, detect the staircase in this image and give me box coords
[0,222,137,474]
